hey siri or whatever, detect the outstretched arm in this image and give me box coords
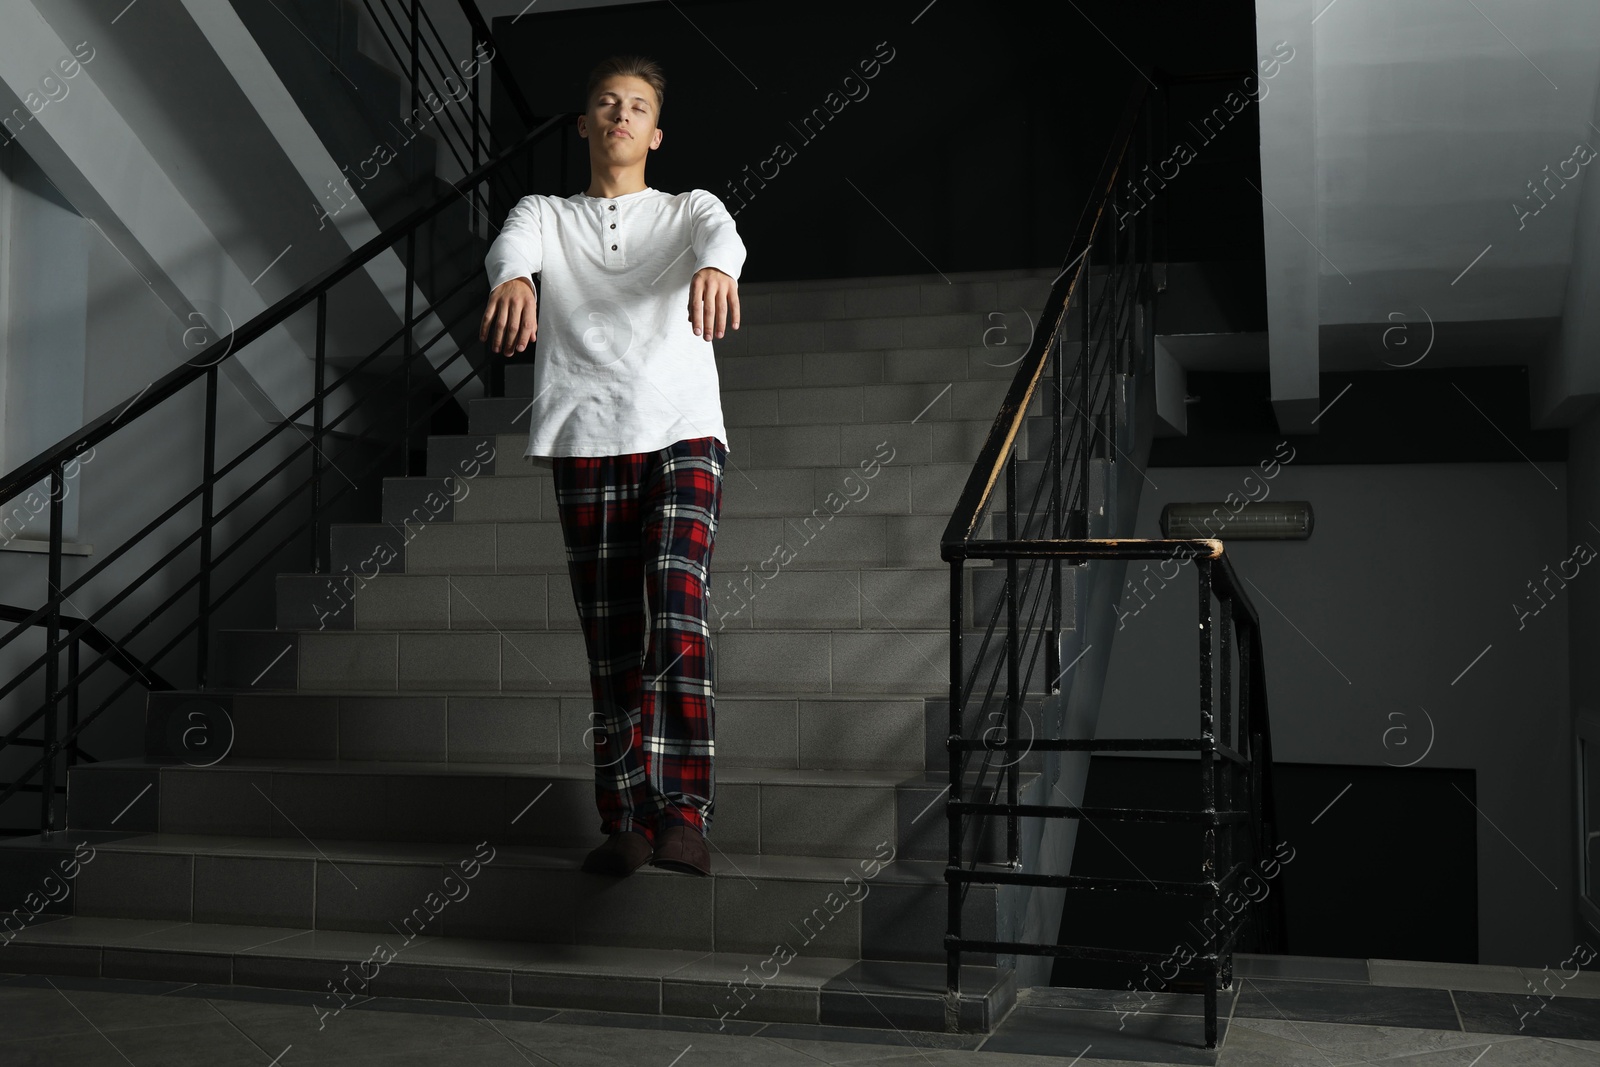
[687,191,746,342]
[481,196,542,355]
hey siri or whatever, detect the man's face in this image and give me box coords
[579,75,662,164]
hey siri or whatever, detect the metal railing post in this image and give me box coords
[1078,251,1092,537]
[946,558,965,1030]
[407,0,420,469]
[1197,558,1219,1046]
[1241,618,1260,862]
[472,24,483,225]
[41,464,64,832]
[67,637,80,764]
[1005,452,1020,867]
[405,228,417,475]
[1109,170,1121,386]
[312,292,328,575]
[1220,602,1235,935]
[199,369,216,688]
[409,0,421,133]
[1048,329,1064,693]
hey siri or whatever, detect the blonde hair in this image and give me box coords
[586,55,665,119]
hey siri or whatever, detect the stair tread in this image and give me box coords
[159,688,958,703]
[0,830,984,886]
[2,914,1009,995]
[278,565,1002,578]
[734,267,1056,292]
[71,755,1002,788]
[224,626,1000,636]
[391,459,998,476]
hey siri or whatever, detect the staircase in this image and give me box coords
[0,267,1132,1033]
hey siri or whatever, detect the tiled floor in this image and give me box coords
[4,954,1600,1065]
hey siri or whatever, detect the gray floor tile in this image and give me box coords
[504,1017,828,1065]
[980,1003,1223,1063]
[0,1020,276,1067]
[0,984,221,1040]
[1234,977,1460,1030]
[206,995,516,1061]
[1455,988,1600,1040]
[1232,953,1370,984]
[1225,1017,1511,1065]
[1369,958,1531,995]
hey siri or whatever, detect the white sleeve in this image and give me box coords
[484,195,542,293]
[688,189,746,281]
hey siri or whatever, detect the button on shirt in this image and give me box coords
[483,187,747,465]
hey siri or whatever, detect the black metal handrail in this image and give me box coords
[938,77,1149,874]
[0,1,573,834]
[937,72,1283,1050]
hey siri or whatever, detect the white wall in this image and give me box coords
[1254,0,1600,430]
[0,131,310,828]
[1098,459,1572,966]
[0,143,85,539]
[1567,407,1600,936]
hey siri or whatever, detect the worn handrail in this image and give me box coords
[936,77,1150,875]
[936,70,1283,1049]
[940,86,1148,555]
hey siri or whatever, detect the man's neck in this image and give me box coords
[584,169,649,198]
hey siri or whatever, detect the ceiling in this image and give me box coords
[1245,0,1600,431]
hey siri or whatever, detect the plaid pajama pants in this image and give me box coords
[551,435,726,844]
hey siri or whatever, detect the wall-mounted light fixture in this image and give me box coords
[1160,501,1313,540]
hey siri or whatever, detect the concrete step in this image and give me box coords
[428,424,1024,477]
[274,562,1077,636]
[380,460,1009,528]
[699,310,1096,389]
[325,511,1000,577]
[144,689,935,772]
[0,907,1012,1031]
[705,272,1054,325]
[713,346,1020,390]
[0,830,1012,970]
[467,379,1044,439]
[439,396,1117,492]
[709,313,1010,359]
[697,268,1108,358]
[362,457,1101,575]
[391,450,1075,533]
[144,686,1054,781]
[435,398,1095,483]
[463,421,1023,472]
[213,622,1056,698]
[60,758,1040,864]
[715,380,1045,428]
[705,334,1095,394]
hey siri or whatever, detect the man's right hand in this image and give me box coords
[480,277,537,355]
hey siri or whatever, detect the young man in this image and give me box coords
[479,55,744,877]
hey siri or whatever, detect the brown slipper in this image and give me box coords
[649,825,711,876]
[581,830,654,876]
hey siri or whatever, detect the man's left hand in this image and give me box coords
[689,266,740,342]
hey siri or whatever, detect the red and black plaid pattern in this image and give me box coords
[551,436,726,843]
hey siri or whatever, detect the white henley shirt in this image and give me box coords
[483,186,747,465]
